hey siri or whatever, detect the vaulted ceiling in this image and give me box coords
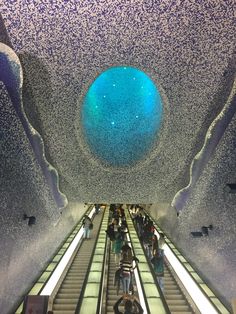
[1,1,235,207]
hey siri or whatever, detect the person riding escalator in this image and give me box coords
[113,296,143,314]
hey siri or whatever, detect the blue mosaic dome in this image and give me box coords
[82,66,163,167]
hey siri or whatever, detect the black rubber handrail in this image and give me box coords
[96,211,109,314]
[100,235,112,313]
[125,219,151,314]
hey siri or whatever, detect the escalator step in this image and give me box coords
[167,299,188,305]
[53,310,75,314]
[59,289,81,294]
[53,304,77,310]
[54,298,78,304]
[168,305,192,312]
[165,294,185,300]
[57,293,80,299]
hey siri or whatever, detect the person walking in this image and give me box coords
[113,296,143,314]
[151,241,164,292]
[82,215,92,239]
[119,252,133,297]
[114,228,124,265]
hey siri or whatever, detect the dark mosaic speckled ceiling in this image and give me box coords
[1,0,236,204]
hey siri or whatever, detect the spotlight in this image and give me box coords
[23,214,36,226]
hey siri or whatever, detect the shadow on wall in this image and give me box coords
[190,54,236,155]
[0,13,13,48]
[172,55,236,215]
[18,53,68,208]
[176,55,236,200]
[19,53,54,166]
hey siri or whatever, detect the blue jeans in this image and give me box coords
[144,243,152,259]
[83,227,90,238]
[157,277,164,292]
[122,275,131,294]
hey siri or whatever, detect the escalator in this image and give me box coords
[164,263,195,313]
[105,241,140,314]
[52,209,105,314]
[105,244,120,314]
[48,207,197,314]
[15,204,227,314]
[127,209,196,314]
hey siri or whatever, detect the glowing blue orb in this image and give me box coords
[82,66,163,166]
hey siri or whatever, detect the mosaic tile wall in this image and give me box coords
[0,79,88,313]
[0,0,236,311]
[1,1,235,203]
[158,107,236,308]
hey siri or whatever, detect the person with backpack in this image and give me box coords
[119,251,133,296]
[114,227,124,265]
[151,240,164,292]
[142,225,154,259]
[82,215,92,239]
[113,296,143,314]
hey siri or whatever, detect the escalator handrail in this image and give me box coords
[96,209,110,314]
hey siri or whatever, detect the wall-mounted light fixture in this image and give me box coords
[23,214,36,226]
[191,225,213,237]
[226,183,236,193]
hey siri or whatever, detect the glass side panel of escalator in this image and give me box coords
[210,298,229,313]
[138,263,151,272]
[93,255,104,262]
[84,283,100,297]
[90,262,103,272]
[141,272,155,283]
[143,283,161,297]
[87,271,101,282]
[80,298,98,314]
[45,263,57,272]
[191,272,203,283]
[200,284,215,296]
[28,283,44,295]
[38,271,51,282]
[148,298,167,314]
